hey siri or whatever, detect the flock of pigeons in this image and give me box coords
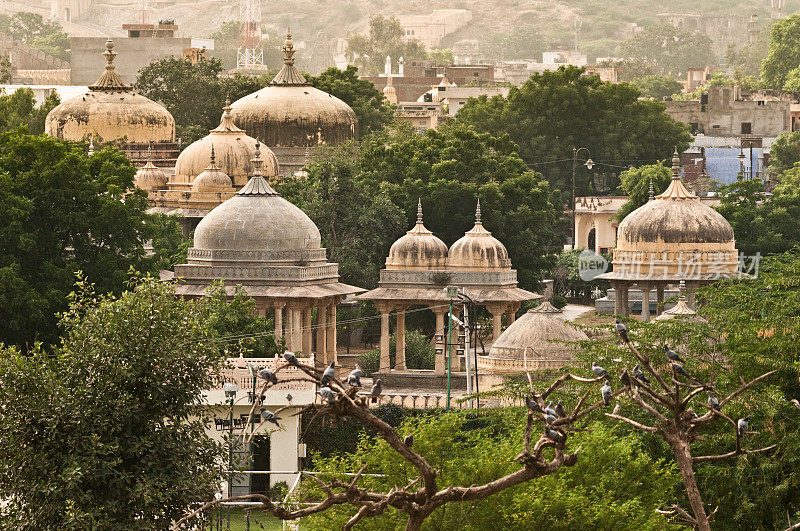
[244,352,383,429]
[528,319,753,443]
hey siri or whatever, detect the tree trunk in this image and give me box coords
[669,435,711,531]
[405,512,425,531]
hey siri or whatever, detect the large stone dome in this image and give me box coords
[447,200,510,270]
[174,101,278,188]
[191,144,322,265]
[45,40,174,144]
[229,32,358,148]
[386,201,448,270]
[610,150,738,280]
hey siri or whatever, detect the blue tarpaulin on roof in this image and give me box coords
[704,147,761,185]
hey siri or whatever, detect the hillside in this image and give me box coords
[76,0,800,60]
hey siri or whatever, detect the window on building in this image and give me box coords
[741,122,752,134]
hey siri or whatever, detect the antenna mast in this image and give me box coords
[237,0,264,68]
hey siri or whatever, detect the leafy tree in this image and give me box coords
[767,130,800,176]
[306,66,394,137]
[0,12,69,61]
[615,164,673,221]
[725,23,771,79]
[146,212,190,271]
[0,276,225,529]
[783,66,800,91]
[303,413,677,529]
[135,57,268,143]
[0,88,60,134]
[481,25,545,61]
[552,248,610,302]
[618,24,717,77]
[762,14,800,89]
[426,47,453,64]
[277,141,405,290]
[707,70,762,91]
[455,67,691,195]
[345,15,426,76]
[631,75,684,100]
[0,53,11,83]
[715,178,800,257]
[0,131,184,348]
[596,58,655,81]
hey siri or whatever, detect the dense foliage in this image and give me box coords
[0,12,70,61]
[345,15,426,75]
[455,67,691,195]
[762,14,800,89]
[631,75,684,100]
[767,130,800,176]
[618,24,717,77]
[615,164,673,221]
[0,87,60,135]
[0,131,186,348]
[0,277,225,529]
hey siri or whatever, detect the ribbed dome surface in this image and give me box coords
[192,149,233,192]
[386,201,448,270]
[45,40,174,143]
[134,160,167,191]
[618,198,734,245]
[229,32,357,147]
[447,201,510,270]
[489,301,588,360]
[175,102,277,187]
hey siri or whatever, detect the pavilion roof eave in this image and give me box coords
[596,272,743,282]
[173,282,364,299]
[355,286,540,303]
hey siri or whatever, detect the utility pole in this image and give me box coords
[463,292,472,409]
[571,147,594,249]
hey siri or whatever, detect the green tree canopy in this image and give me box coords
[762,14,800,89]
[0,277,225,529]
[768,130,800,176]
[454,66,691,196]
[618,24,717,77]
[345,15,426,76]
[0,12,69,61]
[615,164,673,221]
[306,66,394,137]
[631,75,684,100]
[0,131,186,348]
[481,25,545,62]
[0,87,60,135]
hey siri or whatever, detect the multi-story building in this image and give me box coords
[397,10,472,49]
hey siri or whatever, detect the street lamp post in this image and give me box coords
[571,147,595,249]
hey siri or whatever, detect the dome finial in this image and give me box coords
[237,141,278,196]
[475,198,482,224]
[252,141,262,175]
[210,143,216,165]
[417,198,423,223]
[671,147,681,179]
[270,29,309,85]
[282,30,295,66]
[648,173,654,201]
[88,137,95,156]
[89,39,131,91]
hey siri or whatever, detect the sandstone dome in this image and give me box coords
[45,40,174,144]
[191,144,322,265]
[229,32,358,148]
[447,200,510,270]
[386,200,448,270]
[192,147,233,193]
[133,156,167,192]
[174,101,278,188]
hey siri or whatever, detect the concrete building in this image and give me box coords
[51,0,93,23]
[398,10,472,49]
[230,32,358,177]
[365,58,496,103]
[70,22,214,85]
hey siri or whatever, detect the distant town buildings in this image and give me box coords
[397,10,472,49]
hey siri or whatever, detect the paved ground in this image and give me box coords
[561,304,595,321]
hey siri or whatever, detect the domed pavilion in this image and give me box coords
[45,40,176,154]
[598,150,739,320]
[149,103,279,234]
[171,144,363,362]
[357,200,539,374]
[477,301,588,373]
[229,32,358,177]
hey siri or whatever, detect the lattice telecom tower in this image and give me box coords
[133,0,148,24]
[772,0,785,19]
[237,0,263,68]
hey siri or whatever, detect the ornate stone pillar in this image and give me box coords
[485,303,505,342]
[273,302,284,342]
[302,305,313,358]
[395,306,407,371]
[255,299,268,318]
[656,285,665,316]
[432,308,447,375]
[612,281,623,316]
[287,302,303,353]
[377,302,392,373]
[621,283,630,318]
[326,304,337,363]
[505,304,518,327]
[316,302,327,364]
[640,282,651,321]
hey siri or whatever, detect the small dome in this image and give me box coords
[447,200,510,270]
[229,32,358,147]
[134,149,167,191]
[174,100,278,187]
[192,143,321,259]
[383,78,397,105]
[45,40,174,143]
[386,200,448,270]
[610,150,738,280]
[192,146,233,192]
[488,301,588,362]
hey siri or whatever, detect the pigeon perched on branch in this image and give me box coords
[371,379,382,403]
[525,395,542,414]
[669,360,688,377]
[664,344,684,363]
[259,409,281,427]
[620,371,632,388]
[283,351,299,366]
[591,362,608,378]
[707,393,720,412]
[633,364,650,384]
[318,386,335,405]
[555,400,566,418]
[248,363,259,378]
[544,401,557,418]
[347,366,363,387]
[737,415,751,436]
[615,319,629,342]
[544,427,565,443]
[258,368,277,385]
[404,435,414,448]
[321,362,335,385]
[601,380,612,407]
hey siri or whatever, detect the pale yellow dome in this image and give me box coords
[229,32,358,147]
[447,200,510,270]
[192,146,233,192]
[134,158,167,192]
[386,200,448,270]
[45,40,174,144]
[174,101,278,187]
